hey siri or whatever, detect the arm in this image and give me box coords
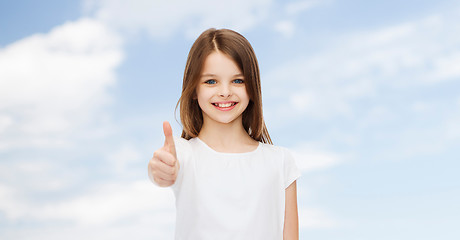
[283,180,299,240]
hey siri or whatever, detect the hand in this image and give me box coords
[148,121,179,187]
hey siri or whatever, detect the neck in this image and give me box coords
[198,117,256,152]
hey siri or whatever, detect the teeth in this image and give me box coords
[214,102,235,108]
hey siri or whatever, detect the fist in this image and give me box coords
[148,121,179,187]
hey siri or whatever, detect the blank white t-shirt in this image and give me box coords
[170,137,301,240]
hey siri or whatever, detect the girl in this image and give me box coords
[148,28,300,240]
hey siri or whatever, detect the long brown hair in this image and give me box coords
[176,28,272,144]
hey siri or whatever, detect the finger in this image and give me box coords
[153,166,177,181]
[163,121,177,157]
[153,176,174,187]
[151,157,177,176]
[154,149,176,167]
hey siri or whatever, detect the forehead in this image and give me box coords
[201,51,242,76]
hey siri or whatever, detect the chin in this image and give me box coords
[214,118,238,124]
[206,115,242,125]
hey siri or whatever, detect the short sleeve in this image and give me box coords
[283,148,301,189]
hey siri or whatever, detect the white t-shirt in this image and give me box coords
[169,137,301,240]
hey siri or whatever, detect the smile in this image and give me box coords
[212,102,238,111]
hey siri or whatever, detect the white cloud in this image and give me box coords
[446,114,460,140]
[299,206,338,229]
[0,18,123,151]
[84,0,274,39]
[0,183,20,218]
[107,143,143,174]
[412,101,435,114]
[0,180,175,224]
[292,143,342,172]
[358,105,396,128]
[7,218,174,240]
[0,180,176,240]
[264,13,460,120]
[274,20,295,38]
[0,114,12,133]
[38,181,174,225]
[428,51,460,81]
[285,0,324,15]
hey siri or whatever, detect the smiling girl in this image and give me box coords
[148,28,301,240]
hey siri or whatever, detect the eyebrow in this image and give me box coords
[201,73,244,78]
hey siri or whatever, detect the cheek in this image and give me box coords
[196,88,207,101]
[237,87,250,102]
[196,88,211,109]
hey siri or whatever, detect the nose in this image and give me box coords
[218,83,232,98]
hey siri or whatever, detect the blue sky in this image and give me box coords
[1,0,459,239]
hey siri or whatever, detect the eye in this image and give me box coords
[233,79,244,84]
[204,79,217,84]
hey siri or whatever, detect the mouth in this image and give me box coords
[212,102,238,111]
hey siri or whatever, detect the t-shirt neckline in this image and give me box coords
[194,137,262,155]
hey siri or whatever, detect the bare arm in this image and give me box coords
[283,180,299,240]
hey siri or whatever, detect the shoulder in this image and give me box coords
[173,136,198,146]
[173,136,190,146]
[259,142,292,156]
[258,143,296,165]
[173,136,195,155]
[258,143,301,184]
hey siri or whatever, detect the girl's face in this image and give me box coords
[196,51,250,126]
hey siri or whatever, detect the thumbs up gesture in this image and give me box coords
[148,121,179,187]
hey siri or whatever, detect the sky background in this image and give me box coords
[1,0,460,239]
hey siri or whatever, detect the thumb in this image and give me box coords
[163,121,177,157]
